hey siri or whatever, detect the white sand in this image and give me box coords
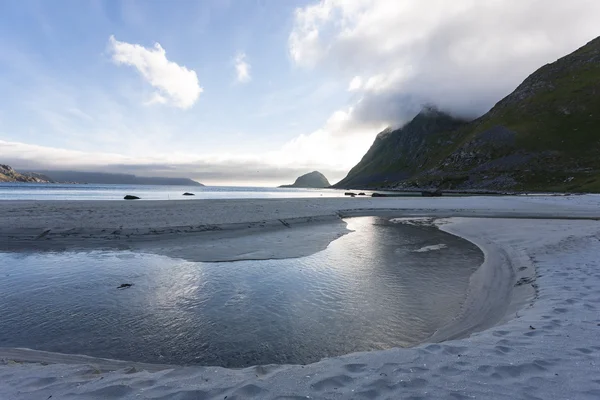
[1,195,600,399]
[2,195,599,261]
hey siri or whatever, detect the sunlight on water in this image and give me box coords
[0,217,483,367]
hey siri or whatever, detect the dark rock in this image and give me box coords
[358,192,366,196]
[183,192,195,196]
[117,283,133,289]
[421,190,443,197]
[345,192,357,196]
[279,171,331,188]
[124,195,140,200]
[371,193,388,197]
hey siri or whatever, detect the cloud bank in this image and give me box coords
[0,140,348,186]
[290,0,600,125]
[108,35,202,109]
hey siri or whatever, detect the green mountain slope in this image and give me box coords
[335,36,600,192]
[334,108,468,188]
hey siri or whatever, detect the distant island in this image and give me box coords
[279,171,331,188]
[1,165,204,186]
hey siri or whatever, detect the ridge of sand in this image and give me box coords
[2,196,600,262]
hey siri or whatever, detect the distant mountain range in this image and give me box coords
[280,171,331,188]
[335,36,600,193]
[2,167,204,186]
[0,164,52,183]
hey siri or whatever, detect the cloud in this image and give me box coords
[348,76,362,91]
[144,93,168,106]
[289,0,600,124]
[108,35,202,109]
[0,139,349,186]
[234,52,251,83]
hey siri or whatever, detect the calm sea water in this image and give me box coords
[0,217,483,367]
[0,183,350,201]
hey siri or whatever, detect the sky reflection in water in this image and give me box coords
[0,217,483,367]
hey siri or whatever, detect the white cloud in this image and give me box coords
[144,93,168,106]
[269,104,388,175]
[234,52,251,83]
[281,0,600,181]
[108,35,202,109]
[289,0,600,122]
[348,76,362,91]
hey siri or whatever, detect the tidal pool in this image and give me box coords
[0,217,483,367]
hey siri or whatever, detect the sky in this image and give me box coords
[0,0,598,186]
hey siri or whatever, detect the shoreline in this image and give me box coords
[428,218,535,342]
[0,215,508,369]
[1,196,600,398]
[2,196,600,261]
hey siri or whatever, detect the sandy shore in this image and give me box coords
[2,195,600,261]
[1,195,600,399]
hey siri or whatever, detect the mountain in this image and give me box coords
[0,164,52,183]
[280,171,331,188]
[335,36,600,192]
[23,170,204,186]
[20,171,55,182]
[334,107,469,188]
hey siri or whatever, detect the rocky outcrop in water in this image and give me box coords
[280,171,331,188]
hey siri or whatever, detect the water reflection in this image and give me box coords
[0,217,483,367]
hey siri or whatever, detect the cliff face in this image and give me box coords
[334,108,468,188]
[335,36,600,192]
[280,171,331,188]
[0,164,52,183]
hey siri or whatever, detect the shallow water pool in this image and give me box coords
[0,217,483,367]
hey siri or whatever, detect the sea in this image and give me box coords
[0,182,353,201]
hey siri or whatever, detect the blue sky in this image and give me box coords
[0,1,340,155]
[1,1,599,185]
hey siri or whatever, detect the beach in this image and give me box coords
[1,195,600,399]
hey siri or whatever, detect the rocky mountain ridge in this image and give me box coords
[0,165,52,183]
[334,36,600,192]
